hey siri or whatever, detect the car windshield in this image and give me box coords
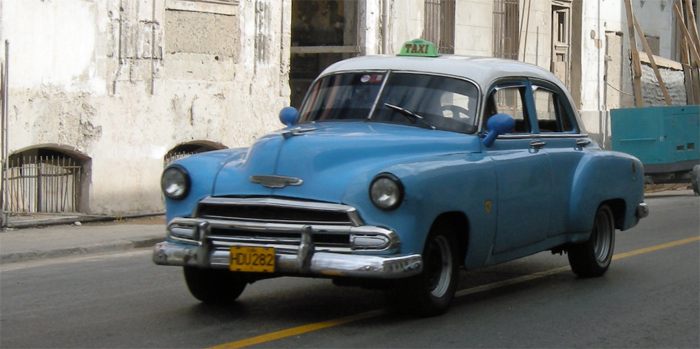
[298,72,479,134]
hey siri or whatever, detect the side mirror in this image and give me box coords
[279,107,298,126]
[483,113,515,147]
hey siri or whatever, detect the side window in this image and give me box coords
[531,86,574,133]
[484,86,530,133]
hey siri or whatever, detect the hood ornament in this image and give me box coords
[250,175,303,189]
[281,127,316,139]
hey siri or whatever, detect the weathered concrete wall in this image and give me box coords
[454,0,492,57]
[388,0,424,53]
[1,0,290,215]
[577,0,678,148]
[518,0,553,68]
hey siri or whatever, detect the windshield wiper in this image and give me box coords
[384,103,436,130]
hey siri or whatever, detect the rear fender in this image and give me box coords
[568,151,645,236]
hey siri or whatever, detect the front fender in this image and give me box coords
[341,151,497,261]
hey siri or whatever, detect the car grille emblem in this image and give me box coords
[250,175,304,189]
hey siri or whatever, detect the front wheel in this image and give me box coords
[568,205,615,277]
[691,165,699,195]
[183,267,247,304]
[393,224,460,317]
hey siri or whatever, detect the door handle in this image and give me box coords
[576,139,591,147]
[530,140,547,149]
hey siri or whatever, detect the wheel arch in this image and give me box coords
[601,198,626,230]
[431,211,470,265]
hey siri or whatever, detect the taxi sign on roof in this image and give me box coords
[398,39,439,57]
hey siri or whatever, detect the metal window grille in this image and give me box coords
[493,0,519,59]
[424,0,455,54]
[2,156,82,214]
[163,151,194,167]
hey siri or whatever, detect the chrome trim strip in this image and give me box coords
[250,175,303,188]
[497,133,590,140]
[537,133,590,139]
[195,197,365,227]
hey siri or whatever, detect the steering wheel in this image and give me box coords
[441,105,471,119]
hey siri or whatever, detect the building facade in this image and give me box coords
[1,0,697,217]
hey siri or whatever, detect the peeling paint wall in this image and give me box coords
[2,0,291,215]
[454,0,493,57]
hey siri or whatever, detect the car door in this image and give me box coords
[483,81,552,254]
[528,81,589,237]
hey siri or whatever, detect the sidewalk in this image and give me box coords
[1,215,166,264]
[0,187,696,265]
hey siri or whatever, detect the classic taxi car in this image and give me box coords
[153,39,649,316]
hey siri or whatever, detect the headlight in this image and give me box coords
[369,173,404,211]
[161,166,190,200]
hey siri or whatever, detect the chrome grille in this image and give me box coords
[198,202,352,225]
[192,197,368,251]
[208,227,351,248]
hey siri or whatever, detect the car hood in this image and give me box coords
[213,121,478,202]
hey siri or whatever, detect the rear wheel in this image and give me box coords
[691,165,699,195]
[568,205,615,277]
[183,267,247,304]
[393,224,460,317]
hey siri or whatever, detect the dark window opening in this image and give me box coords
[164,142,225,166]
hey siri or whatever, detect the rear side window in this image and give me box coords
[531,86,575,133]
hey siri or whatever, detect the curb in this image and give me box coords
[645,189,696,198]
[3,216,117,229]
[2,213,165,230]
[0,236,164,264]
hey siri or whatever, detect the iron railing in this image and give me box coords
[2,156,82,213]
[493,0,520,60]
[424,0,455,54]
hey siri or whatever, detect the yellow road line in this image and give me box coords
[209,236,700,349]
[612,236,700,260]
[209,310,385,349]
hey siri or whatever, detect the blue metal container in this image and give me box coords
[611,105,699,175]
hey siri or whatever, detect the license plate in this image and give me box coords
[229,246,275,273]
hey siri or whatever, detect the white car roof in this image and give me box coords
[320,55,565,91]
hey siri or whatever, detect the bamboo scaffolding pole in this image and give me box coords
[675,3,700,67]
[1,41,8,226]
[675,1,700,105]
[684,0,700,55]
[632,13,673,105]
[624,0,644,107]
[678,2,690,66]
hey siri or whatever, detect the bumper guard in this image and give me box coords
[152,223,422,279]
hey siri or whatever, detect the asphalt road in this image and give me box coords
[1,194,698,348]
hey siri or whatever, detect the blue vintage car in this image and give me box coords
[154,39,649,316]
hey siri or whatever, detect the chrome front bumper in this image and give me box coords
[152,240,422,279]
[153,200,422,279]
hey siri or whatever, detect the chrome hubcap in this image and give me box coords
[593,209,613,262]
[426,235,452,298]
